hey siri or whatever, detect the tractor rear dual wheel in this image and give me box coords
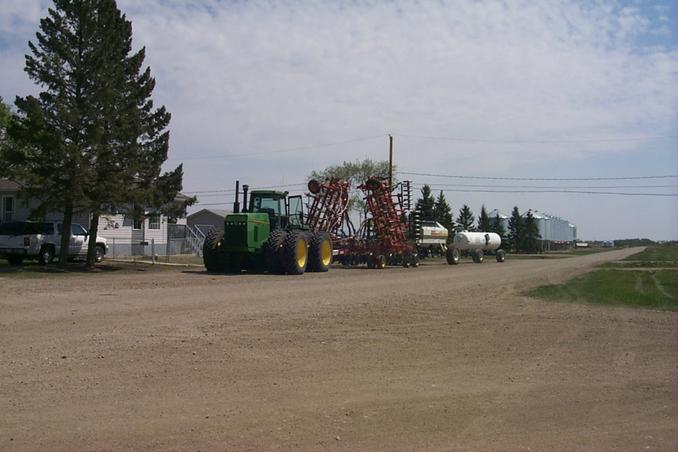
[282,231,309,275]
[308,231,332,272]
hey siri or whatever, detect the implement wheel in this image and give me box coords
[282,231,308,275]
[264,229,287,274]
[472,249,484,263]
[446,247,460,265]
[496,249,506,263]
[308,231,332,272]
[203,229,225,272]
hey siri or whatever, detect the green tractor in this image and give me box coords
[203,182,332,275]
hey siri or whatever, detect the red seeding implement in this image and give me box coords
[307,176,419,269]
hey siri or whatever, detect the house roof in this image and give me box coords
[0,179,21,191]
[187,208,230,219]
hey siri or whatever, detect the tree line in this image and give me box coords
[0,0,193,267]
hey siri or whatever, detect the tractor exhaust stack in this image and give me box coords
[233,180,240,214]
[242,184,249,213]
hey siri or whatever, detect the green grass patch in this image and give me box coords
[529,269,678,311]
[623,244,678,263]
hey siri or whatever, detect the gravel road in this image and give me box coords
[1,248,676,450]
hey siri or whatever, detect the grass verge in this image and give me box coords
[529,269,678,311]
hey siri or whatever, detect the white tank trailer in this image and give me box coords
[447,231,506,265]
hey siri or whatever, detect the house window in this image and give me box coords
[148,214,160,230]
[2,196,14,221]
[133,217,143,230]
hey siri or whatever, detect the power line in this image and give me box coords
[410,182,678,190]
[169,135,386,162]
[393,132,678,144]
[399,171,678,181]
[185,182,306,195]
[410,187,678,196]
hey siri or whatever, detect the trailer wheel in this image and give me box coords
[203,229,225,272]
[472,249,484,263]
[282,231,308,275]
[264,229,287,274]
[446,247,460,265]
[38,246,54,265]
[367,255,376,269]
[8,255,24,265]
[307,231,332,272]
[496,249,506,263]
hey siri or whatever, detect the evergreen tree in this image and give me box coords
[8,0,192,266]
[523,210,541,253]
[491,213,506,238]
[456,204,475,232]
[477,205,491,232]
[433,190,454,234]
[415,185,435,221]
[507,206,524,252]
[0,98,15,176]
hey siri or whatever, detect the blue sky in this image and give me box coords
[1,0,677,240]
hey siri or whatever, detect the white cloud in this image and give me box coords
[1,0,677,239]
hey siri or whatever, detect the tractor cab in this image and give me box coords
[248,190,304,230]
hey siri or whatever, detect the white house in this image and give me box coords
[0,178,190,256]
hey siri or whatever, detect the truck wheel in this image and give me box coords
[472,250,484,263]
[8,255,24,265]
[307,231,332,272]
[203,229,225,272]
[38,246,54,265]
[282,231,308,275]
[446,247,460,265]
[95,245,105,263]
[410,254,420,268]
[376,254,386,269]
[496,249,506,263]
[264,229,287,274]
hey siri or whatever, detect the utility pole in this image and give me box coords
[388,134,393,188]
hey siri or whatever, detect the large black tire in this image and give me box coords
[281,231,308,275]
[307,231,332,272]
[8,255,24,265]
[472,249,484,263]
[264,229,287,274]
[496,249,506,263]
[203,229,225,272]
[446,247,460,265]
[95,244,105,263]
[38,246,54,265]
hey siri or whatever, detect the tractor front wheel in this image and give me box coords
[282,231,308,275]
[264,229,287,274]
[203,229,225,272]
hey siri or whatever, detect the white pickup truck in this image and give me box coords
[0,221,108,265]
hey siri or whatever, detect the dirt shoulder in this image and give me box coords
[1,248,676,450]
